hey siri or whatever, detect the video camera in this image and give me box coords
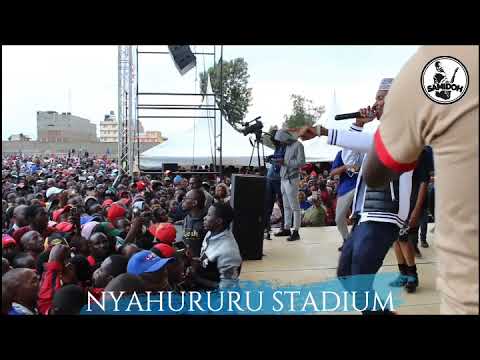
[241,116,263,137]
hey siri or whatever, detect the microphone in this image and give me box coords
[335,112,361,120]
[334,111,375,121]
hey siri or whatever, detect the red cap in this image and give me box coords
[52,205,72,222]
[102,199,114,208]
[302,163,313,172]
[148,223,176,244]
[136,181,146,191]
[153,243,176,258]
[12,227,30,243]
[55,221,74,233]
[2,234,16,247]
[119,197,131,207]
[311,171,318,177]
[107,203,127,223]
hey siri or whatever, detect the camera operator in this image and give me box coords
[273,129,306,241]
[264,129,286,240]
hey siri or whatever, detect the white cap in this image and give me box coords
[46,187,63,199]
[378,78,394,91]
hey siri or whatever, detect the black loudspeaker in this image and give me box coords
[168,45,197,76]
[163,163,178,172]
[230,174,266,260]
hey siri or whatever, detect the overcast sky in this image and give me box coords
[2,45,419,141]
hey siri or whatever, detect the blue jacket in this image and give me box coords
[267,145,286,181]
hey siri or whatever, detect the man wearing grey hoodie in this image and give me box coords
[273,129,306,241]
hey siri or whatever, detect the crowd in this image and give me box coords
[1,142,436,315]
[2,154,243,315]
[294,168,339,228]
[1,148,352,315]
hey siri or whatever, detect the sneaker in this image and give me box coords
[405,276,418,293]
[421,240,429,248]
[389,275,408,287]
[287,230,300,241]
[274,229,291,237]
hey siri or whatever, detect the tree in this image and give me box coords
[282,95,325,129]
[200,58,252,132]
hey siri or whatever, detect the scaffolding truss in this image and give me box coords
[117,45,224,178]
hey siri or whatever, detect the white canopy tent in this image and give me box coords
[140,78,273,169]
[301,90,380,163]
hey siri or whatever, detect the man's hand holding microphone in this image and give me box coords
[297,106,377,141]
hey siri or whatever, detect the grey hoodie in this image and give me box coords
[274,130,306,180]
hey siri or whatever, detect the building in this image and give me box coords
[99,111,119,142]
[136,131,167,143]
[8,133,32,141]
[100,111,147,142]
[37,111,97,143]
[99,110,165,144]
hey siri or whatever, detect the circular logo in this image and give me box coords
[421,56,469,104]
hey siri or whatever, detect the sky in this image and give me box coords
[2,45,420,141]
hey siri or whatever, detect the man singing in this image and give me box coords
[299,78,413,313]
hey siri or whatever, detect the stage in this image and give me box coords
[241,224,439,315]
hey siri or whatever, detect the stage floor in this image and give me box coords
[241,224,439,315]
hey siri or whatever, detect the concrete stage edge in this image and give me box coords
[241,224,439,315]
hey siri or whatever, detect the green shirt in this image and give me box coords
[302,205,326,226]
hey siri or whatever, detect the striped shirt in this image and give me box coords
[318,123,413,228]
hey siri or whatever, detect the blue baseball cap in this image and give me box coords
[80,215,94,226]
[173,175,183,185]
[127,250,175,275]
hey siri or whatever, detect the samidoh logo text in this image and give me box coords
[421,56,469,105]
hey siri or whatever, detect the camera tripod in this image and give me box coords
[248,131,266,173]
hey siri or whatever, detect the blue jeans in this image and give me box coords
[337,221,399,311]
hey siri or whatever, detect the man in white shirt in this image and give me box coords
[299,78,413,313]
